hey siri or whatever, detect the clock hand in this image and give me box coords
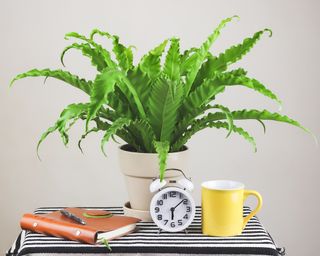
[170,199,187,221]
[170,207,174,220]
[172,199,187,210]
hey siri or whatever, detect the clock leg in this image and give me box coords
[157,228,162,234]
[184,229,189,234]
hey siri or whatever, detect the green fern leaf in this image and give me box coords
[87,68,146,130]
[184,16,238,95]
[37,103,89,158]
[183,78,225,112]
[180,48,198,75]
[212,104,234,137]
[215,72,282,104]
[99,107,118,122]
[90,29,112,40]
[117,128,144,152]
[86,69,121,130]
[119,75,147,119]
[60,43,107,72]
[210,29,272,72]
[227,68,248,77]
[64,31,117,68]
[257,119,267,133]
[10,69,92,95]
[139,40,168,80]
[37,125,58,160]
[100,238,112,251]
[188,55,215,91]
[193,109,308,133]
[80,115,141,152]
[129,120,156,152]
[173,104,213,146]
[191,28,271,90]
[208,121,256,151]
[153,140,170,181]
[126,68,152,104]
[231,124,257,151]
[112,35,134,71]
[230,109,307,131]
[172,120,256,152]
[77,116,115,153]
[90,29,134,71]
[163,38,181,82]
[78,127,100,153]
[109,77,146,119]
[64,32,88,41]
[101,117,132,155]
[107,88,134,118]
[100,69,151,118]
[189,56,247,92]
[147,77,183,141]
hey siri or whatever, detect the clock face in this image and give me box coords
[150,187,195,232]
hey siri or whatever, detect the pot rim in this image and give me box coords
[118,144,188,155]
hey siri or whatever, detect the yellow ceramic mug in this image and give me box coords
[202,180,262,236]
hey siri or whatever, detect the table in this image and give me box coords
[6,206,284,256]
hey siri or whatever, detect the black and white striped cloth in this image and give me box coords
[6,206,281,256]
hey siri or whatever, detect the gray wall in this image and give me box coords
[1,0,319,255]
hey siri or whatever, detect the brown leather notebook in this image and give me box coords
[20,208,140,244]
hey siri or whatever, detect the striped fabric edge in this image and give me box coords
[12,206,279,256]
[6,230,26,256]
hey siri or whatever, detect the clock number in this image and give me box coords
[163,193,167,200]
[169,191,176,198]
[157,214,162,220]
[179,193,183,199]
[178,219,183,225]
[157,200,163,205]
[155,207,160,213]
[164,219,168,225]
[183,214,188,219]
[183,199,188,205]
[186,206,191,212]
[170,222,176,228]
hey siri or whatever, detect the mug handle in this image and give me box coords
[243,190,263,229]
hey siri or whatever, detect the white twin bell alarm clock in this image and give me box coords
[149,168,195,232]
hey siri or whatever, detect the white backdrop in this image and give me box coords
[1,0,319,255]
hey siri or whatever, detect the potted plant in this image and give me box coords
[11,16,307,213]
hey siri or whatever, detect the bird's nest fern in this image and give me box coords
[10,16,308,180]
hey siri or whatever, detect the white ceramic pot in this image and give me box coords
[118,144,189,211]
